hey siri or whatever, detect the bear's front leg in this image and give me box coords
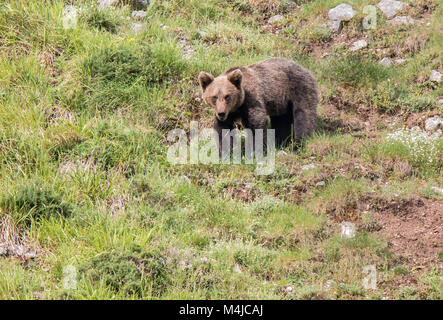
[243,107,269,153]
[213,117,234,159]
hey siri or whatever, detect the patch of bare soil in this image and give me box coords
[0,215,40,262]
[372,197,443,268]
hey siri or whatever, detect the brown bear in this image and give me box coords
[198,58,318,151]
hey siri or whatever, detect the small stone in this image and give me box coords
[387,15,414,26]
[277,150,287,157]
[379,57,393,67]
[431,186,443,195]
[327,19,342,33]
[430,70,442,83]
[324,280,336,290]
[285,286,293,293]
[268,15,284,24]
[131,22,143,33]
[316,181,325,186]
[350,39,368,51]
[24,251,37,259]
[301,163,316,171]
[424,116,443,132]
[132,10,147,20]
[394,58,406,64]
[200,257,208,263]
[328,4,357,21]
[377,0,408,19]
[437,98,443,106]
[98,0,119,9]
[340,222,356,238]
[234,264,242,274]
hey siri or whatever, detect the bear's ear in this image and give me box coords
[198,72,214,91]
[227,69,242,89]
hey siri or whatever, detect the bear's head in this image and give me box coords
[198,69,245,121]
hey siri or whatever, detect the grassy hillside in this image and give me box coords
[0,0,442,299]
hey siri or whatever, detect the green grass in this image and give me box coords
[0,0,441,300]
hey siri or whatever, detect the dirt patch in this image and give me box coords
[371,197,442,268]
[222,184,258,203]
[0,214,40,262]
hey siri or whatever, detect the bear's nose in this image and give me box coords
[218,112,226,119]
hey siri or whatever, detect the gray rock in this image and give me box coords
[387,15,414,26]
[350,39,368,51]
[377,0,408,19]
[268,15,284,24]
[430,70,442,82]
[328,4,357,22]
[424,116,443,132]
[98,0,119,9]
[379,57,393,67]
[131,22,143,33]
[132,10,146,20]
[437,98,443,106]
[394,58,407,64]
[301,163,316,171]
[431,186,443,195]
[327,19,342,32]
[316,181,325,186]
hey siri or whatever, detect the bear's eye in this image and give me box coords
[225,95,231,102]
[211,96,217,105]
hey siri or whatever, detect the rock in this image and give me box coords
[328,4,357,22]
[324,280,336,290]
[277,150,287,157]
[268,15,284,24]
[394,58,407,64]
[327,19,342,33]
[431,186,443,195]
[98,0,119,9]
[301,163,316,171]
[132,10,146,20]
[376,0,408,19]
[387,15,414,26]
[131,22,143,33]
[316,181,325,186]
[437,98,443,106]
[130,0,149,10]
[285,286,293,293]
[430,70,442,82]
[350,39,368,51]
[24,251,37,259]
[340,222,356,238]
[379,57,393,67]
[424,116,443,132]
[0,246,6,256]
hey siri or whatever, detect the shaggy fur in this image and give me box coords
[198,58,318,150]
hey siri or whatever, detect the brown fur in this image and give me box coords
[198,58,318,149]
